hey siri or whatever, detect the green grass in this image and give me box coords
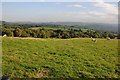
[30,27,61,30]
[29,27,88,32]
[2,37,119,78]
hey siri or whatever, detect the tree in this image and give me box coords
[37,30,46,38]
[14,28,22,37]
[62,32,70,39]
[102,32,109,38]
[51,31,56,38]
[57,33,62,38]
[46,31,51,38]
[21,30,30,37]
[118,33,120,39]
[4,30,14,37]
[78,32,83,37]
[31,32,37,38]
[108,33,115,39]
[41,30,46,38]
[92,32,100,38]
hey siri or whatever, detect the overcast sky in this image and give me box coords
[1,0,119,24]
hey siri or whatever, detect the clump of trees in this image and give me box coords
[118,33,120,39]
[1,27,117,39]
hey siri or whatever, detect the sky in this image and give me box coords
[1,0,119,24]
[1,0,119,2]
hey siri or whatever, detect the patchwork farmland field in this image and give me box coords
[2,37,119,78]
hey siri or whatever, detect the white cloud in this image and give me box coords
[3,11,117,24]
[94,0,105,3]
[67,5,86,8]
[93,2,118,15]
[38,12,117,24]
[88,11,106,16]
[63,12,117,24]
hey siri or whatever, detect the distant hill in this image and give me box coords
[1,21,118,32]
[48,22,118,33]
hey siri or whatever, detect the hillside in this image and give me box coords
[49,22,118,33]
[2,21,118,39]
[2,21,118,33]
[2,37,119,78]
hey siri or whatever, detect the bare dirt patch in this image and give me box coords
[34,68,51,78]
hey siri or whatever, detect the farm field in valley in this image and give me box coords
[29,27,88,32]
[2,37,119,78]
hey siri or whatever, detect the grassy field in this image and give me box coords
[2,37,119,78]
[29,27,88,32]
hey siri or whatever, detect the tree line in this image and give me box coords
[1,27,118,39]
